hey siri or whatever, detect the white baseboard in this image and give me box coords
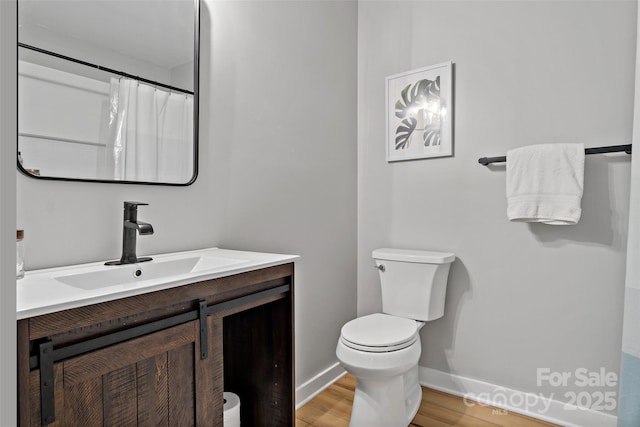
[296,362,347,409]
[419,367,617,427]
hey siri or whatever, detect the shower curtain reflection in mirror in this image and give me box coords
[106,77,194,183]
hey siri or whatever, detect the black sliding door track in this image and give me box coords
[29,280,290,370]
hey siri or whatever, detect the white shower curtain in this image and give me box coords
[106,77,194,183]
[618,3,640,426]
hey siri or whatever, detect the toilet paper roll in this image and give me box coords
[223,392,241,427]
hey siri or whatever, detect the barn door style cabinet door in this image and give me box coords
[18,263,295,427]
[28,320,213,426]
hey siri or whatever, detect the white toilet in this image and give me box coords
[336,248,455,427]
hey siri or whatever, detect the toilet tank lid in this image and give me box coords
[372,248,455,264]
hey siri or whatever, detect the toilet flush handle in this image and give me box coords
[375,264,385,272]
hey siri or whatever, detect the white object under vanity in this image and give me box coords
[17,248,298,427]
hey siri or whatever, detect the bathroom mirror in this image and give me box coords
[17,0,199,185]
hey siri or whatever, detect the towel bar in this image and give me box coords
[478,144,632,166]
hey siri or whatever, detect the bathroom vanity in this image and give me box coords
[17,248,297,427]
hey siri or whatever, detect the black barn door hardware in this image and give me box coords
[30,280,290,425]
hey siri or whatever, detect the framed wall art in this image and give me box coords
[386,62,453,162]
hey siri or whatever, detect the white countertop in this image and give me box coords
[17,248,299,320]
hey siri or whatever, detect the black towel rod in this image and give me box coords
[478,144,632,166]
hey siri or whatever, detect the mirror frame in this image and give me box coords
[16,0,200,186]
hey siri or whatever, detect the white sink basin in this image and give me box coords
[55,255,245,290]
[17,247,299,319]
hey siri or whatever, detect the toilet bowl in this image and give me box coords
[336,313,424,427]
[336,248,455,427]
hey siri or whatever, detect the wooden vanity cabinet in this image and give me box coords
[18,263,295,427]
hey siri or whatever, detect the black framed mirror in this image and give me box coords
[17,0,199,186]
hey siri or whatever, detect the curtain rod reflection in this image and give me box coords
[19,43,194,95]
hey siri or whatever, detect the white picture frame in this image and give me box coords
[386,62,453,162]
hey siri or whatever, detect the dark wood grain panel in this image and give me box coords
[45,301,197,350]
[168,343,195,426]
[63,376,103,426]
[63,321,195,386]
[270,293,294,425]
[224,296,293,427]
[289,269,296,424]
[29,263,293,340]
[103,364,138,425]
[195,317,216,426]
[137,354,169,426]
[208,315,224,427]
[18,320,31,427]
[215,291,286,319]
[28,369,38,427]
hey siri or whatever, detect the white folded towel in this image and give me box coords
[506,143,585,225]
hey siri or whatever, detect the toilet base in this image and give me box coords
[335,322,423,427]
[349,366,422,427]
[403,365,422,421]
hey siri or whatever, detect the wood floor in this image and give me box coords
[296,374,561,427]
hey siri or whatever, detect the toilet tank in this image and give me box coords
[373,248,455,321]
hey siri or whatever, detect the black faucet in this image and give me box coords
[105,202,154,265]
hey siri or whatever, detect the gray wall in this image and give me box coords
[14,0,357,395]
[1,1,17,424]
[208,0,358,386]
[358,0,635,405]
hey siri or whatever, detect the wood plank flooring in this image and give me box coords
[296,374,561,427]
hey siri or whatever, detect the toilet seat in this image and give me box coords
[340,313,419,353]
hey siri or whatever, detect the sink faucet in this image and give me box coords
[105,201,154,265]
